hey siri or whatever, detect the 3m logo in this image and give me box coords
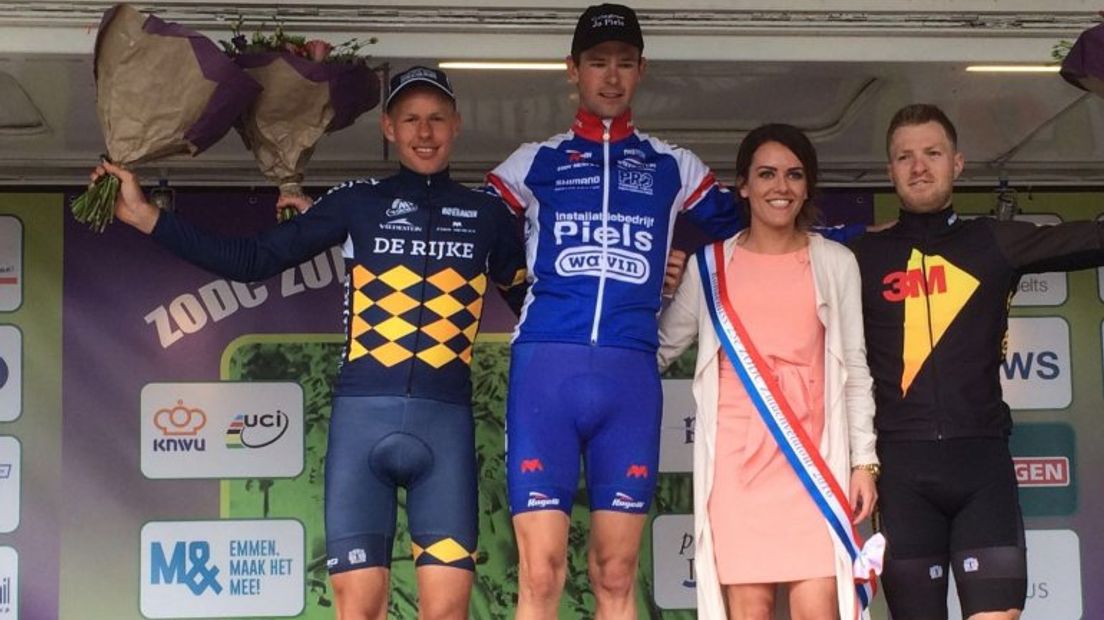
[520,459,543,473]
[1014,457,1070,487]
[626,464,649,478]
[882,265,947,301]
[888,249,980,395]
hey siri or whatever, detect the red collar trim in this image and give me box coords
[571,108,635,142]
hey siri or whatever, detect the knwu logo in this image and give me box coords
[150,541,223,595]
[152,400,207,452]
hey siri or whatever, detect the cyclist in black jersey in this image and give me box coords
[94,66,526,620]
[850,104,1104,620]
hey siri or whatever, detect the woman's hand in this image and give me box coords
[849,467,878,524]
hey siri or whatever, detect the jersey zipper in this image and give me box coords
[407,176,435,396]
[919,231,944,440]
[589,121,613,344]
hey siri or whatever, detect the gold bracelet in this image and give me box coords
[852,463,881,480]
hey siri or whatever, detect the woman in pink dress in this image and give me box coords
[658,124,880,619]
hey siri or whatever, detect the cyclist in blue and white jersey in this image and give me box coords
[484,5,742,618]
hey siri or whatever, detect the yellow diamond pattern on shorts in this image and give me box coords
[352,265,376,288]
[425,294,465,318]
[421,538,474,564]
[377,291,418,315]
[374,316,417,341]
[423,318,462,342]
[378,264,421,291]
[369,341,413,366]
[417,343,457,368]
[427,268,467,294]
[459,345,473,364]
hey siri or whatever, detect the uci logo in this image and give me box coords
[225,411,289,449]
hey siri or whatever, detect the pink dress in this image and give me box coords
[708,244,835,584]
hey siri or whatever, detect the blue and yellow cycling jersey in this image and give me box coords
[151,165,527,405]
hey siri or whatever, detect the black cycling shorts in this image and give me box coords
[324,396,478,574]
[876,438,1027,619]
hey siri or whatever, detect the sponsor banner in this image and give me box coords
[1001,317,1070,410]
[0,546,16,619]
[651,514,696,610]
[948,529,1081,620]
[658,379,694,473]
[140,519,304,618]
[0,217,21,312]
[140,382,303,479]
[1010,423,1077,517]
[0,326,19,422]
[0,436,19,533]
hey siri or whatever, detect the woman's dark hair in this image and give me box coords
[735,123,821,231]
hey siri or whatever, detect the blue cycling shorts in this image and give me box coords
[324,396,477,574]
[506,341,662,516]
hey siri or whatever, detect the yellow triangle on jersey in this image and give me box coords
[900,249,980,395]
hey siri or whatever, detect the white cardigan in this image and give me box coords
[657,233,878,620]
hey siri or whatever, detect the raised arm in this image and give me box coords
[97,162,349,282]
[991,218,1104,274]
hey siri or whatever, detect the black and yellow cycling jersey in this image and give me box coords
[851,206,1104,440]
[152,165,527,405]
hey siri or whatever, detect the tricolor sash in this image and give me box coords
[696,241,883,615]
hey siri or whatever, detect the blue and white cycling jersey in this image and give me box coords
[487,108,743,352]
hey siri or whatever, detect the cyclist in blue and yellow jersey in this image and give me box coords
[94,66,526,620]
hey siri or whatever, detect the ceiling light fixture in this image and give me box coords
[438,61,565,71]
[965,65,1061,73]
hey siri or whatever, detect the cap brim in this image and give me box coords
[385,77,456,109]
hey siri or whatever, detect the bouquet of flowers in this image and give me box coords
[1060,19,1104,98]
[222,21,382,220]
[72,3,261,231]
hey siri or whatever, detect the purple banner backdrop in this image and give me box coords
[59,185,520,619]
